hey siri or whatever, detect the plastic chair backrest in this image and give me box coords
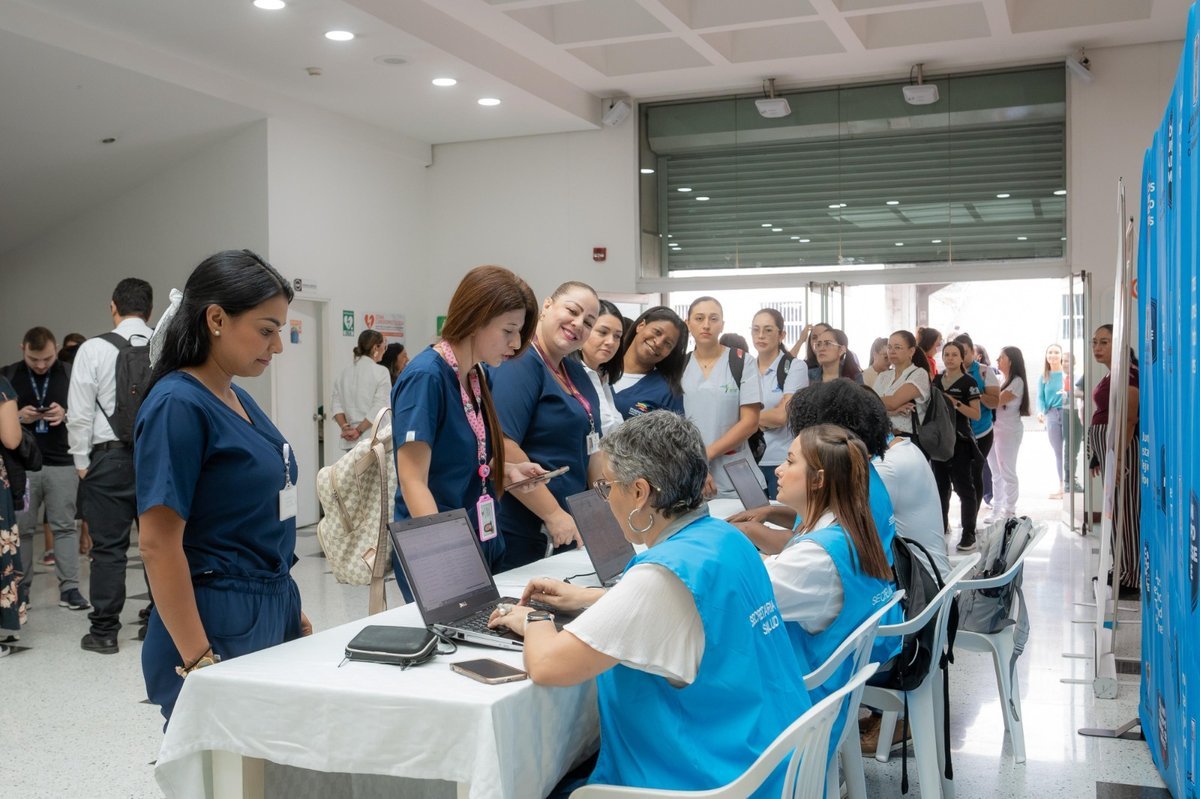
[568,662,880,799]
[804,590,904,691]
[957,523,1047,594]
[877,553,979,638]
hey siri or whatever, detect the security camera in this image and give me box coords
[601,98,631,127]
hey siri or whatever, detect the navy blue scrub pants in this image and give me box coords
[142,572,302,725]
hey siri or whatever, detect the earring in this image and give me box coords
[627,506,654,535]
[212,330,220,337]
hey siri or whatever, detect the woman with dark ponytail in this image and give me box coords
[136,249,308,725]
[331,329,390,450]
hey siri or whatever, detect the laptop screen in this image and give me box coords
[724,458,769,510]
[389,510,498,624]
[566,489,634,585]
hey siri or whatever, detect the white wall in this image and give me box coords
[425,123,638,320]
[0,120,269,362]
[1068,40,1182,316]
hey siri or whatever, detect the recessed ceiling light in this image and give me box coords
[678,187,692,192]
[828,204,840,209]
[790,236,801,240]
[695,196,710,201]
[895,242,904,246]
[798,238,810,243]
[640,168,655,174]
[325,30,354,41]
[771,228,782,232]
[996,193,1011,199]
[931,239,942,244]
[1017,236,1027,241]
[761,223,772,227]
[253,0,286,9]
[478,97,501,107]
[886,200,900,206]
[1061,236,1067,241]
[1054,189,1067,196]
[431,77,457,87]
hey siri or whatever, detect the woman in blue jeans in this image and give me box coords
[1038,344,1081,497]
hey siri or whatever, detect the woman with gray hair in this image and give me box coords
[487,411,810,796]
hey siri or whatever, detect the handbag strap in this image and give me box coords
[367,439,390,616]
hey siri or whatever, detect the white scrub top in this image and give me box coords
[757,353,808,467]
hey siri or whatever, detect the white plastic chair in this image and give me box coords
[953,523,1047,764]
[803,590,904,799]
[861,553,980,799]
[570,662,880,799]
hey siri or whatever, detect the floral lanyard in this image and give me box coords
[435,341,498,541]
[531,337,598,451]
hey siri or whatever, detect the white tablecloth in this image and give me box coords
[155,551,602,799]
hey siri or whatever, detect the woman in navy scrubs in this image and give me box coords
[391,265,541,596]
[137,250,306,724]
[611,306,687,419]
[492,281,601,570]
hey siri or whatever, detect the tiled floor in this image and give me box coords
[6,429,1167,797]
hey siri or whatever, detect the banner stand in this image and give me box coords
[1080,719,1146,742]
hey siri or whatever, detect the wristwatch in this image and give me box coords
[524,611,555,634]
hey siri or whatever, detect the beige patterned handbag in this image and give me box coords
[316,407,398,615]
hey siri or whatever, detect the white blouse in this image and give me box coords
[582,363,623,436]
[330,356,391,450]
[873,364,931,435]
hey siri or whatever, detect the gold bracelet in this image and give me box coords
[175,654,221,678]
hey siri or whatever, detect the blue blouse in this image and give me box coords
[135,372,297,580]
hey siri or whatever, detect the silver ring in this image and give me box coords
[496,603,513,616]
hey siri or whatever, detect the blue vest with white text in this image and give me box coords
[588,515,812,797]
[967,361,995,437]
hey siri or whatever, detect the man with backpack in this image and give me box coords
[67,278,154,654]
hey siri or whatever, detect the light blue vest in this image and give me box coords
[967,361,995,437]
[797,464,895,567]
[589,515,812,797]
[783,524,903,701]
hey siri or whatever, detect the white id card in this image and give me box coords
[476,494,498,542]
[587,431,601,455]
[279,485,298,521]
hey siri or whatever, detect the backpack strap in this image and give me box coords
[364,407,393,616]
[94,332,131,434]
[728,348,744,385]
[776,352,795,392]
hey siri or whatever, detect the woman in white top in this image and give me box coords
[577,299,625,436]
[988,346,1030,519]
[681,296,763,499]
[861,337,890,389]
[751,309,807,498]
[872,329,931,441]
[331,330,391,450]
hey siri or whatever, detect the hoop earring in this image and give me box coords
[627,506,654,535]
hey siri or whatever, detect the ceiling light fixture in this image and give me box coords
[678,187,692,193]
[695,196,710,201]
[798,239,810,243]
[895,242,904,246]
[432,77,457,87]
[771,228,782,232]
[478,97,501,106]
[1054,189,1067,196]
[1017,236,1028,241]
[886,200,900,206]
[931,239,942,244]
[996,193,1011,199]
[755,78,792,119]
[761,223,772,227]
[640,168,655,175]
[903,63,939,105]
[253,0,286,9]
[325,30,354,41]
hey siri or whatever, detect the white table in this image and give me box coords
[155,550,603,799]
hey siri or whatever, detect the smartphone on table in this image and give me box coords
[451,658,528,685]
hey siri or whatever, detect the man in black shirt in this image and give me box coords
[3,327,89,612]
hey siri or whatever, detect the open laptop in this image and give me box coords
[724,458,770,511]
[389,509,567,651]
[566,488,635,588]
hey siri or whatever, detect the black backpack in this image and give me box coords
[912,385,957,462]
[881,536,958,792]
[97,332,152,445]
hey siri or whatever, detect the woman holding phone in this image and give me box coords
[492,282,602,570]
[391,266,543,594]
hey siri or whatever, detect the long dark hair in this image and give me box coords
[574,298,627,383]
[625,306,688,395]
[441,265,538,498]
[1098,324,1139,366]
[803,322,830,369]
[795,424,892,581]
[149,249,293,390]
[890,329,930,372]
[999,346,1031,416]
[754,308,788,354]
[354,329,384,360]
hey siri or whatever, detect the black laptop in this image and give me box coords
[389,509,567,651]
[566,488,635,588]
[723,458,770,510]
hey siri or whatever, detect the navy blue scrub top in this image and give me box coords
[134,371,298,580]
[613,370,684,418]
[491,347,601,540]
[390,347,494,519]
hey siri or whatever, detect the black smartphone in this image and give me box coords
[506,465,569,491]
[450,658,528,685]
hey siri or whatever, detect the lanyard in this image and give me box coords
[436,341,490,488]
[282,443,293,488]
[531,337,594,430]
[29,371,49,406]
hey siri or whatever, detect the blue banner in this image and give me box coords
[1139,4,1200,794]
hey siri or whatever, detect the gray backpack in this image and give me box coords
[957,515,1036,656]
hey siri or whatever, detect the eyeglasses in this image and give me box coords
[813,339,838,348]
[594,477,660,500]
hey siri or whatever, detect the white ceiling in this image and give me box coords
[0,0,1190,256]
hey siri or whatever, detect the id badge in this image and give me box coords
[586,431,601,455]
[35,419,49,434]
[279,485,298,521]
[476,494,499,542]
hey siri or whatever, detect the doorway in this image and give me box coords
[273,298,325,528]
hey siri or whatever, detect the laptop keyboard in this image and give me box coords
[455,599,568,634]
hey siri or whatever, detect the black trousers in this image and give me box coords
[932,438,979,542]
[79,448,138,638]
[971,431,994,514]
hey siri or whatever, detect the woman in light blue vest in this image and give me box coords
[765,423,902,701]
[487,411,810,798]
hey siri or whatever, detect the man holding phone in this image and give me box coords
[2,326,88,612]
